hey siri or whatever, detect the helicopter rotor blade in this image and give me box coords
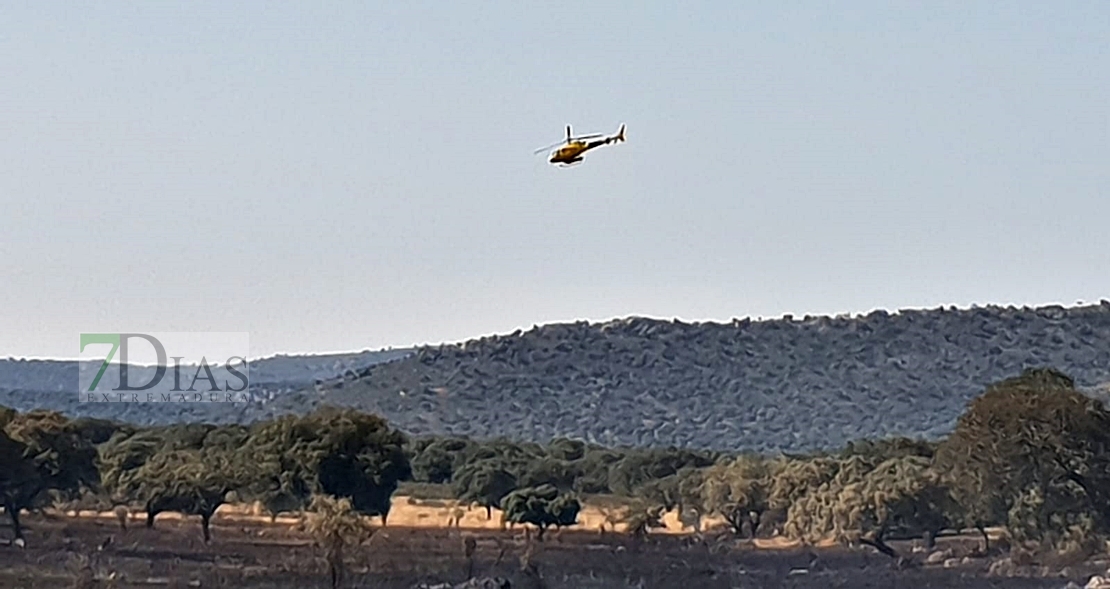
[532,130,606,155]
[533,141,563,154]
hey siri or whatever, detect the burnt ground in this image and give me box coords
[0,512,1093,589]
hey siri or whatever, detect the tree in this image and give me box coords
[0,410,99,540]
[302,494,375,589]
[620,499,668,540]
[500,484,580,541]
[0,428,36,540]
[100,424,261,541]
[630,465,707,532]
[235,424,313,520]
[782,455,885,545]
[243,407,411,523]
[459,439,545,472]
[128,447,247,542]
[546,437,587,461]
[572,447,623,494]
[766,456,841,517]
[828,456,954,556]
[701,454,770,537]
[98,428,172,505]
[606,448,716,496]
[518,457,579,491]
[935,368,1110,552]
[410,437,470,484]
[452,461,517,520]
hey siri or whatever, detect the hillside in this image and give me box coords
[276,302,1110,453]
[0,348,411,425]
[3,302,1110,453]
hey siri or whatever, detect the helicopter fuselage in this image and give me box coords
[549,138,614,164]
[549,141,589,163]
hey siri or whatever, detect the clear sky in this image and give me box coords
[2,2,1108,359]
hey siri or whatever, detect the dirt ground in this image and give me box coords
[0,503,1096,589]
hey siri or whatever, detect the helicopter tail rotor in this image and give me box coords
[615,124,626,143]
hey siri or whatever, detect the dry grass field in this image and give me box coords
[0,497,1096,589]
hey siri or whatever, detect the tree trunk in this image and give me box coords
[536,525,546,542]
[860,532,898,559]
[748,512,761,538]
[485,505,492,520]
[977,525,990,553]
[146,508,156,529]
[923,529,935,550]
[6,500,23,541]
[726,512,745,537]
[328,540,344,589]
[201,513,211,543]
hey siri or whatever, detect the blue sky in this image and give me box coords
[2,2,1108,359]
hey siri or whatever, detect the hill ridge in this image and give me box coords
[3,301,1110,453]
[309,301,1110,453]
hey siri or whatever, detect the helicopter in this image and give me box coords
[534,123,626,166]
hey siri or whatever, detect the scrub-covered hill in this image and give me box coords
[276,303,1110,453]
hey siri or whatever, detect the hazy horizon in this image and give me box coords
[3,3,1108,360]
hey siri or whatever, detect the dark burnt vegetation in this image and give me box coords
[2,367,1110,568]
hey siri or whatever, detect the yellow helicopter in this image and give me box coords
[534,123,626,166]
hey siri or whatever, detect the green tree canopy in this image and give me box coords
[606,448,716,496]
[410,437,471,484]
[452,461,518,519]
[701,454,770,537]
[0,410,99,540]
[500,484,580,540]
[242,407,411,523]
[935,367,1110,551]
[130,446,251,541]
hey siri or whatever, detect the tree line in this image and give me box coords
[2,367,1108,559]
